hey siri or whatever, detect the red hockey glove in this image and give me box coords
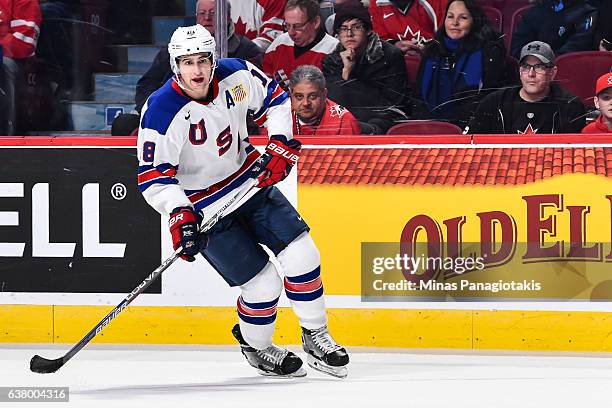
[169,207,207,262]
[252,135,301,187]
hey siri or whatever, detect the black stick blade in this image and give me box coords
[30,355,64,374]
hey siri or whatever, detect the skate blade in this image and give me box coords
[257,366,307,378]
[306,354,348,379]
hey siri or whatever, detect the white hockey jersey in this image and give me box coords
[137,58,292,218]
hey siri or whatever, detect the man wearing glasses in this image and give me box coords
[468,41,586,134]
[322,2,411,134]
[263,0,338,89]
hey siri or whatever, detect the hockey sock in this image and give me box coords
[277,232,327,330]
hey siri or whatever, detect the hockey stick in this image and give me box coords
[30,180,258,374]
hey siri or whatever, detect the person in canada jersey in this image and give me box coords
[369,0,448,55]
[137,25,349,379]
[289,65,361,135]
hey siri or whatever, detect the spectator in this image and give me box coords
[323,0,363,35]
[369,0,448,55]
[468,41,586,134]
[582,72,612,133]
[322,1,410,134]
[263,0,338,87]
[0,0,41,135]
[510,0,598,58]
[289,64,361,135]
[196,0,264,67]
[229,0,286,50]
[415,0,508,127]
[112,0,263,135]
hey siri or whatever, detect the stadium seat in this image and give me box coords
[387,120,463,135]
[555,51,612,107]
[506,55,520,84]
[404,54,421,91]
[482,5,503,32]
[506,4,532,52]
[476,0,505,10]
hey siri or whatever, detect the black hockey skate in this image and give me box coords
[302,325,349,378]
[231,324,306,377]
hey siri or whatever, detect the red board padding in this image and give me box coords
[248,135,473,145]
[472,134,612,144]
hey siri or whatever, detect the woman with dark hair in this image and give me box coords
[416,0,508,127]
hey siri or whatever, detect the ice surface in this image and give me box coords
[2,345,611,408]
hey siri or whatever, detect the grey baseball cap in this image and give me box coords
[519,41,556,65]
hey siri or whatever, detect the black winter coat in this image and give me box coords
[510,0,598,57]
[468,84,586,134]
[322,32,410,134]
[415,34,509,126]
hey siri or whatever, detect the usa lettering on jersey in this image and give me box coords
[136,58,293,217]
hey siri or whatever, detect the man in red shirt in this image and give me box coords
[0,0,40,59]
[369,0,447,55]
[289,64,360,135]
[0,0,41,134]
[582,72,612,133]
[263,0,338,88]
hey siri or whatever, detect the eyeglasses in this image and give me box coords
[337,24,366,35]
[283,19,313,32]
[519,62,553,74]
[196,10,215,19]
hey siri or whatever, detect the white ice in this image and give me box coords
[2,345,612,408]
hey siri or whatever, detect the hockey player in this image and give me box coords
[137,25,349,378]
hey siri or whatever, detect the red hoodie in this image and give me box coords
[582,115,612,133]
[0,0,41,59]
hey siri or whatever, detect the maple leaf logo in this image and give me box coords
[517,123,538,134]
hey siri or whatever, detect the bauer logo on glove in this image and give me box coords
[266,142,300,165]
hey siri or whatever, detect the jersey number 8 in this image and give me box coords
[143,141,155,162]
[142,124,234,162]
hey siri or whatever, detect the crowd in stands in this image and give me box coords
[0,0,611,136]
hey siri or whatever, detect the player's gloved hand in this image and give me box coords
[169,207,207,262]
[252,135,301,187]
